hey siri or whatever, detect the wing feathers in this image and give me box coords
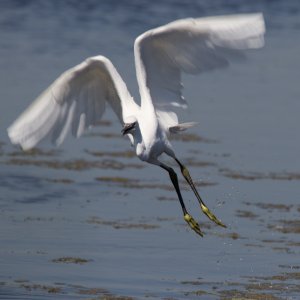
[8,56,137,150]
[8,14,265,149]
[134,13,265,131]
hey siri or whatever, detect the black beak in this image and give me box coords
[121,122,136,135]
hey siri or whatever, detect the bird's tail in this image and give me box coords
[169,122,199,134]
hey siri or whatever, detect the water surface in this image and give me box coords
[0,1,300,299]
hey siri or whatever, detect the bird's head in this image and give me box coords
[122,122,137,135]
[121,116,138,136]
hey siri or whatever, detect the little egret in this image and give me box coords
[8,13,265,236]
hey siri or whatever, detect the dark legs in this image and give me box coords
[174,158,226,228]
[149,153,225,237]
[158,162,203,236]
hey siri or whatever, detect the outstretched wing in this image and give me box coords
[134,13,265,130]
[8,56,139,150]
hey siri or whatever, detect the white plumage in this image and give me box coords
[8,56,139,150]
[8,13,265,236]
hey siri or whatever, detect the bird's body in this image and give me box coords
[8,13,265,236]
[134,109,169,162]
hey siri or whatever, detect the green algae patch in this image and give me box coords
[20,283,62,293]
[219,289,280,300]
[246,202,292,212]
[184,157,217,168]
[221,169,300,181]
[77,286,135,300]
[268,220,300,234]
[236,210,259,219]
[87,216,159,230]
[16,281,135,299]
[96,176,216,190]
[226,232,241,240]
[171,133,218,143]
[86,149,136,158]
[7,158,143,170]
[95,176,173,190]
[96,176,136,184]
[45,178,74,184]
[8,148,60,157]
[157,195,177,201]
[52,257,92,264]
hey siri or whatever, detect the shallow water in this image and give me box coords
[1,1,300,299]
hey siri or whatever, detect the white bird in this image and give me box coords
[8,13,265,236]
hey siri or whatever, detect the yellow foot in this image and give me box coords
[200,203,226,228]
[184,213,204,237]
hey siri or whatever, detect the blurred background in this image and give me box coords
[0,1,299,299]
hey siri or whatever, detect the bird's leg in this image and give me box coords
[157,161,203,237]
[174,158,226,228]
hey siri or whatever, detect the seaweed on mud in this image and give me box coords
[14,279,29,283]
[271,246,292,253]
[184,289,209,296]
[45,178,74,184]
[85,149,136,158]
[157,196,177,201]
[96,176,174,190]
[244,202,292,212]
[181,281,282,299]
[170,133,218,143]
[7,158,143,170]
[75,283,135,299]
[8,148,60,157]
[17,281,135,299]
[182,157,217,168]
[52,257,92,264]
[261,239,287,245]
[215,231,244,240]
[87,216,159,230]
[268,219,300,234]
[244,243,264,248]
[20,283,62,293]
[77,287,110,295]
[24,216,55,222]
[219,289,280,300]
[0,141,5,155]
[78,289,135,300]
[226,232,241,240]
[96,176,216,190]
[220,169,300,181]
[236,209,259,219]
[181,270,300,299]
[243,272,300,291]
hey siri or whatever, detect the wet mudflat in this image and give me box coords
[1,125,299,299]
[1,1,300,299]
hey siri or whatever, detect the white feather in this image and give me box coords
[8,56,138,150]
[8,13,265,151]
[134,13,265,129]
